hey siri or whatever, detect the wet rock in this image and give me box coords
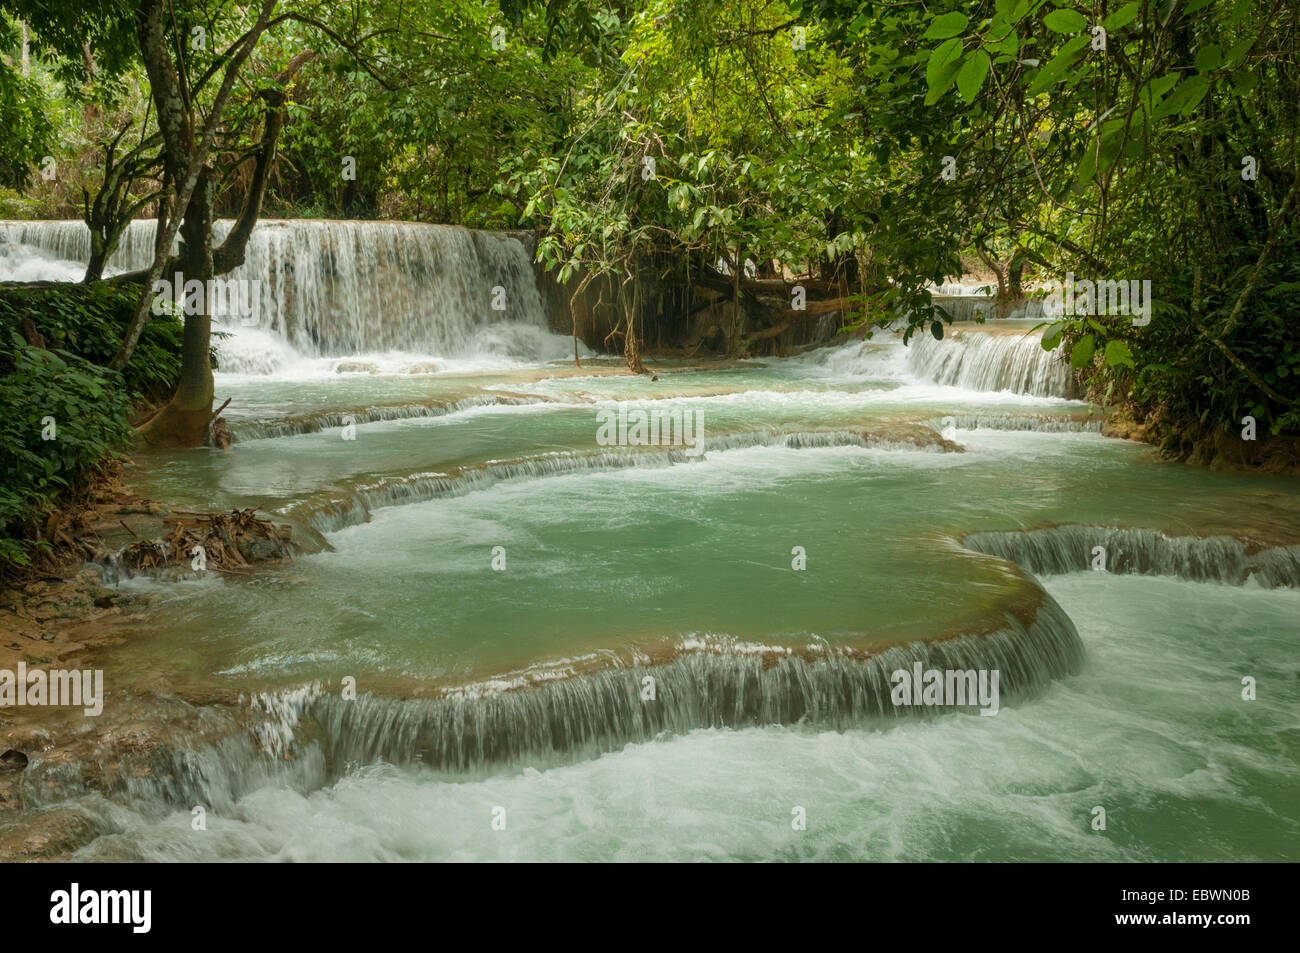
[237,536,291,562]
[0,808,100,860]
[0,750,28,772]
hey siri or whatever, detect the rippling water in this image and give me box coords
[4,221,1297,861]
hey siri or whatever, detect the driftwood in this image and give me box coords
[118,507,291,572]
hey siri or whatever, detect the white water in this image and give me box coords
[905,325,1077,398]
[1,218,577,373]
[64,575,1300,861]
[13,218,1291,863]
[3,219,1078,396]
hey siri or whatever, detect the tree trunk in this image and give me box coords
[84,245,109,284]
[113,0,282,448]
[137,172,216,448]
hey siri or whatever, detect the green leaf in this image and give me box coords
[985,31,1020,56]
[956,52,990,103]
[1028,36,1089,95]
[925,38,966,103]
[926,37,964,86]
[923,12,969,40]
[1154,75,1210,118]
[1194,44,1222,73]
[1104,339,1136,369]
[930,320,944,340]
[1102,2,1141,30]
[1043,9,1087,33]
[1070,333,1096,368]
[1041,322,1065,350]
[1076,144,1097,186]
[1224,36,1255,67]
[1139,73,1181,110]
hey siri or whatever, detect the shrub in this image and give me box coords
[0,282,182,402]
[0,282,182,570]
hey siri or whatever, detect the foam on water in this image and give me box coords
[58,575,1300,861]
[2,219,584,371]
[6,219,1297,863]
[906,326,1078,398]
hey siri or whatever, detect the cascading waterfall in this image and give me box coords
[923,283,1048,322]
[926,413,1104,433]
[307,599,1083,773]
[229,394,548,441]
[0,218,162,279]
[31,521,1300,815]
[19,593,1083,811]
[966,526,1300,588]
[907,327,1079,398]
[64,521,1298,811]
[290,429,964,535]
[0,219,554,368]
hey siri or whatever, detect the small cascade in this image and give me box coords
[966,526,1300,587]
[922,282,1049,322]
[907,327,1079,398]
[930,297,1049,323]
[926,413,1105,433]
[290,429,963,534]
[26,595,1082,808]
[307,598,1081,773]
[12,581,1084,813]
[0,219,552,364]
[931,295,1000,323]
[230,394,548,441]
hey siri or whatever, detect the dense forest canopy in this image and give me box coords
[0,0,1297,452]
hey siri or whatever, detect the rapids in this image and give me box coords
[2,220,1296,862]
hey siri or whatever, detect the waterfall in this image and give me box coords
[922,283,1049,323]
[288,430,964,535]
[307,598,1082,773]
[966,526,1300,588]
[0,219,553,366]
[0,218,162,277]
[907,327,1080,398]
[229,394,547,441]
[18,594,1083,810]
[925,413,1104,433]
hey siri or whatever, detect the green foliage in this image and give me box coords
[263,1,593,225]
[0,339,133,567]
[796,0,1300,444]
[0,15,54,190]
[0,283,182,401]
[0,283,182,569]
[3,0,1296,453]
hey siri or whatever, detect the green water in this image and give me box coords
[46,331,1300,859]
